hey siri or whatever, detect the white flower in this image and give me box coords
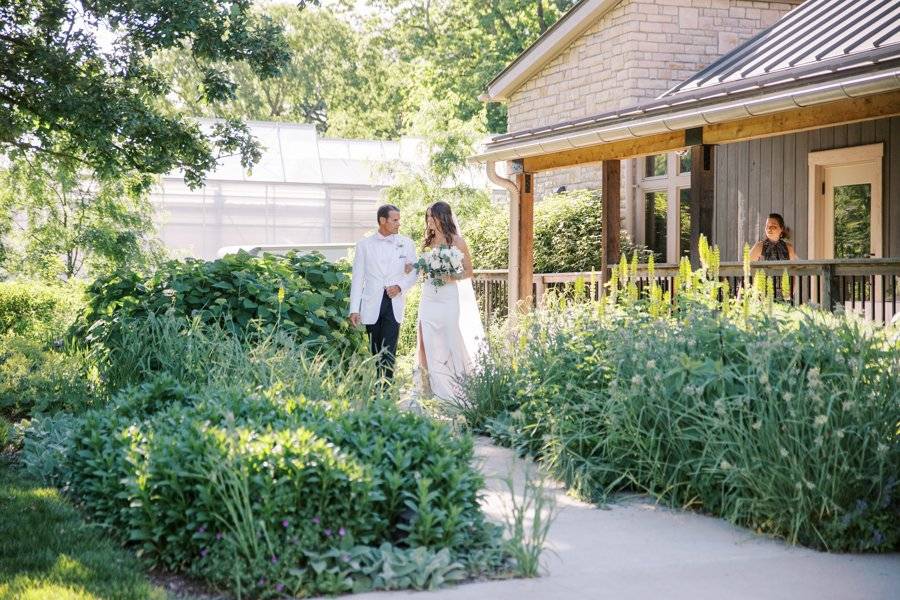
[720,460,732,470]
[842,400,855,411]
[759,373,769,385]
[877,443,888,454]
[752,421,762,431]
[814,415,827,427]
[646,359,656,370]
[782,392,793,402]
[779,447,789,458]
[836,430,845,439]
[804,479,815,490]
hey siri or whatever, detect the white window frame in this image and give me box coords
[638,152,691,263]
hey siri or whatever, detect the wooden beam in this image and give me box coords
[517,90,900,173]
[689,144,715,267]
[703,90,900,146]
[523,131,685,172]
[516,172,535,307]
[601,160,621,286]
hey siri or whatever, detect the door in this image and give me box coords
[808,144,883,260]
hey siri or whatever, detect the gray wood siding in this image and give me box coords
[711,116,899,261]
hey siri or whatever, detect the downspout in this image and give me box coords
[486,160,520,321]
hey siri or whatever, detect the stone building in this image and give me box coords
[481,0,804,260]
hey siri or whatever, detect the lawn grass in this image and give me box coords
[0,460,168,600]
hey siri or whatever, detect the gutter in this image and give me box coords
[472,68,900,163]
[485,161,521,319]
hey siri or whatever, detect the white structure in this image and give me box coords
[151,121,503,259]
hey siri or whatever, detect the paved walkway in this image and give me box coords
[334,437,900,600]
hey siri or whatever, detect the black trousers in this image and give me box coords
[366,291,400,380]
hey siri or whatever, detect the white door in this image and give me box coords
[808,144,883,260]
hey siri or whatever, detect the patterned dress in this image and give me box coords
[760,238,791,300]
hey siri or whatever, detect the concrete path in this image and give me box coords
[331,437,900,600]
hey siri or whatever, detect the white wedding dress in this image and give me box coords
[417,269,485,402]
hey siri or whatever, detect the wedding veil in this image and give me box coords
[452,213,487,360]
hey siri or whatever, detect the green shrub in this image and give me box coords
[20,412,80,486]
[76,250,365,358]
[458,249,900,553]
[465,189,652,272]
[397,283,422,357]
[0,280,83,342]
[0,335,100,419]
[67,322,502,597]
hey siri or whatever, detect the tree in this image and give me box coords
[0,0,311,189]
[0,156,163,280]
[381,95,494,246]
[156,4,411,139]
[366,0,578,132]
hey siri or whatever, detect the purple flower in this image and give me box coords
[270,555,279,564]
[311,516,320,525]
[282,519,290,528]
[196,525,206,534]
[258,577,267,586]
[323,528,332,537]
[215,531,224,541]
[200,548,208,558]
[341,553,351,563]
[338,527,346,537]
[275,583,285,592]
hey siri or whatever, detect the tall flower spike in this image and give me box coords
[742,244,751,288]
[699,235,710,269]
[781,270,791,302]
[618,254,628,287]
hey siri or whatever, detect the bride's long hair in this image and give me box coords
[423,201,458,249]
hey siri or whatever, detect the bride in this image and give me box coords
[408,201,485,401]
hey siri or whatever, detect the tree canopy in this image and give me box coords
[0,0,310,188]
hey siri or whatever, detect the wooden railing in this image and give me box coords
[472,258,900,327]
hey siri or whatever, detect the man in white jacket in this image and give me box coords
[348,204,418,381]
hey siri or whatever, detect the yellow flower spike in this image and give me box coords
[781,270,791,302]
[699,235,710,269]
[647,253,655,281]
[618,254,628,286]
[743,244,751,287]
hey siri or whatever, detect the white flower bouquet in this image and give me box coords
[415,246,464,287]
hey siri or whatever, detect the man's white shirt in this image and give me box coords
[348,232,418,325]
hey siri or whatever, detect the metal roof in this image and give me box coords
[663,0,900,97]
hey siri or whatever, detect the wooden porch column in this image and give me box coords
[690,144,716,266]
[601,159,621,287]
[515,172,535,307]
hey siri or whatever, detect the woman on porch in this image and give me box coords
[749,213,798,262]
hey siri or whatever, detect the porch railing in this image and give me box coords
[472,258,900,328]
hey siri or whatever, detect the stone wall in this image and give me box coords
[507,0,804,134]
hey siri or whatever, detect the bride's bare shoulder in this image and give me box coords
[451,233,469,249]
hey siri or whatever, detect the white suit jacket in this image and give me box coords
[348,233,418,325]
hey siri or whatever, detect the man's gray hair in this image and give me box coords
[377,204,400,223]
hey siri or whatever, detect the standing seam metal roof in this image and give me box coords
[662,0,900,98]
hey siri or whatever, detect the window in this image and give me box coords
[644,154,667,178]
[833,183,871,259]
[678,151,692,174]
[645,191,667,262]
[679,188,691,258]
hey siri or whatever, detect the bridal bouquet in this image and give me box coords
[415,246,464,287]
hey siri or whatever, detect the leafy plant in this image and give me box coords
[0,335,101,419]
[500,471,558,577]
[0,280,83,343]
[76,251,365,366]
[458,241,900,552]
[20,412,80,486]
[66,320,502,597]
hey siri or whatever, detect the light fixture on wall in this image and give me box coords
[555,186,567,194]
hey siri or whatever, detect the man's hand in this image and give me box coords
[349,312,361,327]
[385,285,401,298]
